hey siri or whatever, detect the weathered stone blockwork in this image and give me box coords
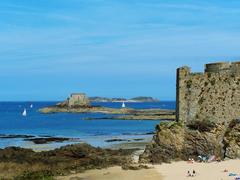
[176,61,240,123]
[67,93,90,107]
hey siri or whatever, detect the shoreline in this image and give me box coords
[57,159,240,180]
[0,133,153,151]
[1,133,240,180]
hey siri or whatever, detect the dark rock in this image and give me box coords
[15,170,54,180]
[121,164,151,170]
[145,132,155,135]
[0,134,35,139]
[24,137,81,144]
[0,146,35,163]
[133,139,144,141]
[122,132,154,135]
[105,139,129,143]
[0,143,136,179]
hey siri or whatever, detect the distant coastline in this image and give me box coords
[89,96,160,103]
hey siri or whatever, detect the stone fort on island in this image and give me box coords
[176,61,240,123]
[67,93,90,107]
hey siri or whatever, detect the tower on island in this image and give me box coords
[67,93,90,107]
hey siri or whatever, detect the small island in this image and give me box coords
[39,93,175,121]
[89,96,160,102]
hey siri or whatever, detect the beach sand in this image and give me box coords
[56,166,163,180]
[155,159,240,180]
[57,159,240,180]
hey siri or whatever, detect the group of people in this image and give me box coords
[187,170,196,177]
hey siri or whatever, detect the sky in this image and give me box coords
[1,0,240,101]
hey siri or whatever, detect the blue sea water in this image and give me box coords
[0,101,175,150]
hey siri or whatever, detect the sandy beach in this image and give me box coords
[56,166,163,180]
[154,159,240,180]
[57,159,240,180]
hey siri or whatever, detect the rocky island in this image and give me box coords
[89,96,160,102]
[39,93,175,121]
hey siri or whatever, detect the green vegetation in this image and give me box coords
[187,119,217,132]
[156,120,184,131]
[88,96,159,102]
[129,96,160,102]
[14,170,54,180]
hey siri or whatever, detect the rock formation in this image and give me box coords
[140,61,240,163]
[0,143,136,179]
[140,119,240,163]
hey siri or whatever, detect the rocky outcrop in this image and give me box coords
[139,119,240,163]
[0,143,137,179]
[140,122,185,163]
[224,119,240,159]
[39,105,175,121]
[23,137,81,144]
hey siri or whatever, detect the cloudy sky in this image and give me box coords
[1,0,240,101]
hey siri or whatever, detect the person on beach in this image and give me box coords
[192,170,196,176]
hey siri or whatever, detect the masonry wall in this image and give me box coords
[176,61,240,123]
[68,93,90,107]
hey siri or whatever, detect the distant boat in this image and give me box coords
[122,102,126,108]
[30,104,33,108]
[22,108,27,116]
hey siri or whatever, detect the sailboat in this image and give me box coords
[22,108,27,116]
[30,104,33,108]
[122,101,126,108]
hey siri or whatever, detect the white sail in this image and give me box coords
[122,102,126,108]
[30,104,33,108]
[22,108,27,116]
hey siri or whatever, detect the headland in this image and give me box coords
[89,96,160,102]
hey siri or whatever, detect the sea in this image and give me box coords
[0,101,175,150]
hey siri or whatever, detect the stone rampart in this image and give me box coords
[176,61,240,122]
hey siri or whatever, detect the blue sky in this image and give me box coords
[1,0,240,101]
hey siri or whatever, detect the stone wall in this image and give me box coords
[176,61,240,123]
[68,93,90,107]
